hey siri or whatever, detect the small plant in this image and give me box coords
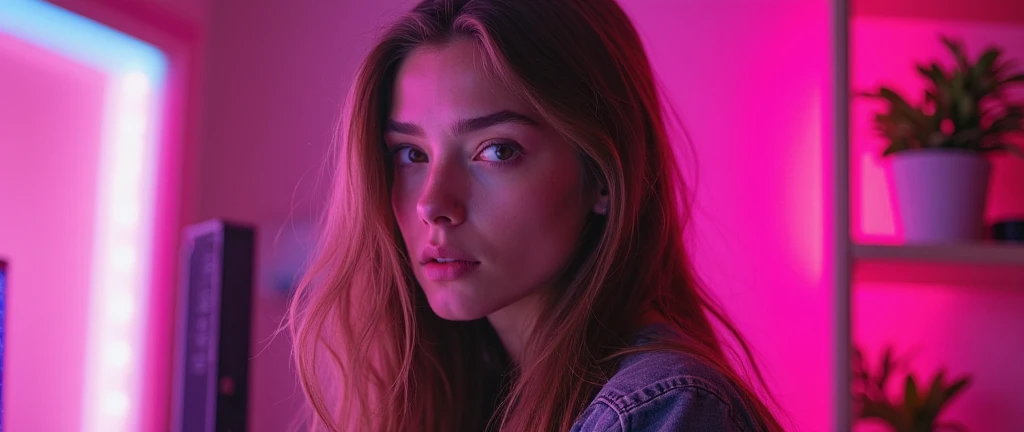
[852,345,972,432]
[861,35,1024,156]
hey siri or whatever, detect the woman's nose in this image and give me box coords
[415,162,467,227]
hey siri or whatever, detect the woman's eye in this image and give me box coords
[477,142,522,163]
[395,146,427,164]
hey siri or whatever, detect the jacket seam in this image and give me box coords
[591,400,627,432]
[595,378,748,432]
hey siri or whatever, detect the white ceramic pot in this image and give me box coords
[889,150,991,243]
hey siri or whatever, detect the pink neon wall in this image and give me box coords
[851,17,1024,431]
[618,1,836,430]
[0,32,106,431]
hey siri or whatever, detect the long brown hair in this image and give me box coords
[287,0,786,430]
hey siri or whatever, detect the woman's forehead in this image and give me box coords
[389,39,537,127]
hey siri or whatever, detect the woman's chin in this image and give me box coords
[425,292,489,321]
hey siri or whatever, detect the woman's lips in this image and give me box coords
[423,260,480,281]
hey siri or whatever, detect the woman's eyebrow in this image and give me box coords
[452,110,539,135]
[385,110,540,137]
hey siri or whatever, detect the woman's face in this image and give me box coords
[387,39,604,321]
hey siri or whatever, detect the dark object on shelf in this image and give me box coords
[993,220,1024,242]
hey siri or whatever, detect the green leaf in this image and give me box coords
[999,72,1024,86]
[852,346,872,384]
[952,70,965,93]
[921,370,948,421]
[990,60,1021,87]
[905,375,920,413]
[884,142,910,156]
[941,35,972,72]
[878,87,916,107]
[981,143,1024,158]
[942,377,971,406]
[917,64,948,88]
[928,131,949,147]
[974,48,1002,80]
[881,346,894,386]
[881,88,929,131]
[984,107,1024,137]
[859,399,905,428]
[955,94,974,126]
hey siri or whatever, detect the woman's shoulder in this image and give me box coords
[570,328,760,431]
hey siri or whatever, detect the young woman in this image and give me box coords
[288,0,786,430]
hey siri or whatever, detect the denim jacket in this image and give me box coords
[569,328,760,432]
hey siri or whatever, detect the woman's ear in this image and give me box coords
[593,188,609,216]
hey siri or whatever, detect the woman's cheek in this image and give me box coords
[391,180,419,226]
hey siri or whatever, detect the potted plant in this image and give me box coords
[852,345,972,432]
[862,35,1024,243]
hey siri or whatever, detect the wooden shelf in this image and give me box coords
[854,243,1024,286]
